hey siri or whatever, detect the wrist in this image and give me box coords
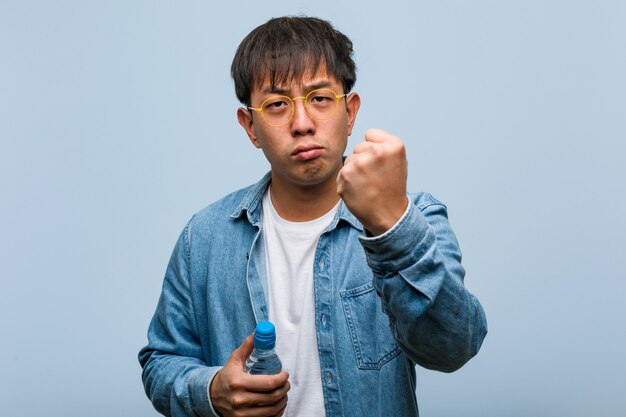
[207,369,225,417]
[362,197,409,236]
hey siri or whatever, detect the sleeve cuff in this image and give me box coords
[205,367,223,417]
[359,197,434,273]
[188,366,223,417]
[360,196,411,241]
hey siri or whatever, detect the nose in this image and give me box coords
[290,98,315,137]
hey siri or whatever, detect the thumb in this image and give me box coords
[231,333,254,365]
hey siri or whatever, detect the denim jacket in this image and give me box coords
[139,172,487,417]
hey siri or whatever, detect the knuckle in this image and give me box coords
[370,145,384,158]
[340,163,355,178]
[391,138,405,153]
[271,396,288,415]
[383,141,404,159]
[270,388,284,402]
[230,394,245,409]
[390,134,402,144]
[257,378,272,392]
[230,379,244,391]
[352,156,366,170]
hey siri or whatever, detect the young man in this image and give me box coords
[139,16,487,417]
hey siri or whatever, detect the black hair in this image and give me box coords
[231,16,357,106]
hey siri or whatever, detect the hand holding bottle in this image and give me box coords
[209,333,290,417]
[244,321,283,375]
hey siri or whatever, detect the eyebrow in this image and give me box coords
[262,80,333,95]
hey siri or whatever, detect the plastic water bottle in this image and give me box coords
[244,321,282,375]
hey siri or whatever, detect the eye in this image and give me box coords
[308,90,335,106]
[311,96,330,103]
[263,98,291,112]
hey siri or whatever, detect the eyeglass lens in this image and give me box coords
[261,89,339,126]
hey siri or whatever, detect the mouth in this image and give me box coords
[291,144,324,161]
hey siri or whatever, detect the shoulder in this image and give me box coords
[185,182,260,236]
[193,184,255,223]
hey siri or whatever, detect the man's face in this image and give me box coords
[237,68,360,191]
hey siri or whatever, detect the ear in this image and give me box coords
[345,92,361,137]
[237,107,262,148]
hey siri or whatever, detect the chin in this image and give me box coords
[300,158,334,181]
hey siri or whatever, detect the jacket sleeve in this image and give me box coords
[359,194,487,372]
[138,222,221,417]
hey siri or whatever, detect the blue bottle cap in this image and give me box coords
[254,321,276,350]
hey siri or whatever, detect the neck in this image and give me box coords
[269,171,341,222]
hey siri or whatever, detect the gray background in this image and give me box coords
[1,1,624,416]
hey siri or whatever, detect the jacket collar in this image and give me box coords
[230,172,271,227]
[230,171,363,232]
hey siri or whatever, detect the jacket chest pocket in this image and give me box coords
[340,282,401,370]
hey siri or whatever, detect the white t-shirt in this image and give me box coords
[262,189,338,417]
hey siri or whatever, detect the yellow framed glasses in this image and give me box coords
[248,88,346,127]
